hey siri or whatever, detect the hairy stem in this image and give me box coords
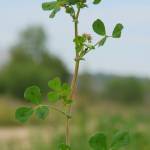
[65,7,81,145]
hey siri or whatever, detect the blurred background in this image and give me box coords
[0,0,150,150]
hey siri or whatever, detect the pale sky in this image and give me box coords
[0,0,150,77]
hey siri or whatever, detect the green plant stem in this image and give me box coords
[50,106,71,119]
[34,105,71,118]
[66,59,80,144]
[65,7,81,145]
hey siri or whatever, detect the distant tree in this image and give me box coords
[105,77,145,104]
[0,26,69,98]
[78,73,97,99]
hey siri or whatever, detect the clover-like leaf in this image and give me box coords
[89,133,107,150]
[110,131,130,150]
[42,2,57,11]
[24,86,42,104]
[48,77,61,91]
[48,91,60,102]
[93,19,106,36]
[58,143,71,150]
[15,107,34,123]
[112,24,124,38]
[98,36,107,46]
[93,0,102,5]
[35,105,49,120]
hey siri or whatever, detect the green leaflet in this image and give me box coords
[93,0,102,5]
[49,7,61,18]
[89,131,129,150]
[35,105,49,120]
[112,24,124,38]
[48,91,60,102]
[24,86,42,104]
[42,0,66,18]
[110,131,130,150]
[93,19,106,36]
[89,133,107,150]
[58,143,71,150]
[68,0,78,5]
[48,77,71,104]
[98,36,107,46]
[48,77,61,91]
[42,1,57,10]
[61,83,71,97]
[16,107,34,123]
[63,98,73,105]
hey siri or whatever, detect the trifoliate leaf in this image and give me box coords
[24,86,42,104]
[35,106,49,120]
[111,131,130,150]
[89,133,107,150]
[48,77,61,91]
[58,143,71,150]
[112,24,124,38]
[93,19,106,36]
[15,107,33,123]
[48,91,60,102]
[93,0,102,5]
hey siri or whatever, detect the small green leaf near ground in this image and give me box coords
[89,133,107,150]
[110,130,130,150]
[58,143,71,150]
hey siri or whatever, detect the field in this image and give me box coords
[0,97,149,150]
